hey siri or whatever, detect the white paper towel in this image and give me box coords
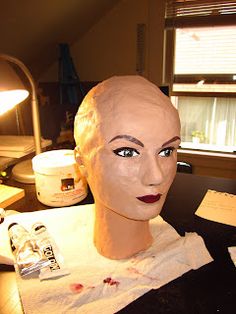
[0,204,213,314]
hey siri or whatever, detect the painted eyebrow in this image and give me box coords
[161,136,181,147]
[109,135,144,147]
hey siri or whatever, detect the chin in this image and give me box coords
[140,209,162,221]
[120,205,163,221]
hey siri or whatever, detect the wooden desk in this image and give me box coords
[1,173,236,313]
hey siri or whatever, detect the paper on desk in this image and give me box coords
[0,135,52,158]
[0,156,17,171]
[0,184,25,208]
[228,247,236,267]
[0,205,213,314]
[195,189,236,227]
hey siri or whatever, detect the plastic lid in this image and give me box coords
[32,149,76,175]
[32,222,46,232]
[8,222,18,230]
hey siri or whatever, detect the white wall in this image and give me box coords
[41,0,166,86]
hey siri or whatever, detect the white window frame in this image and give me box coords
[164,0,236,153]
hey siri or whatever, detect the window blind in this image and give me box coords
[165,0,236,28]
[175,26,236,75]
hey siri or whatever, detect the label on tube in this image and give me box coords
[32,222,70,280]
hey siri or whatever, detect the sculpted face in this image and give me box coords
[74,76,181,221]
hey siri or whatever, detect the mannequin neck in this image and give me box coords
[93,203,153,259]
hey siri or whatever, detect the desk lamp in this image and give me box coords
[0,53,42,183]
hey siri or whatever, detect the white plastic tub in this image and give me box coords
[32,149,87,207]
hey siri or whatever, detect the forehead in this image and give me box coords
[75,76,180,149]
[98,96,180,143]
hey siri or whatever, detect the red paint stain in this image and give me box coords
[70,283,84,293]
[103,277,120,287]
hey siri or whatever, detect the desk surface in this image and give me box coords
[1,173,236,314]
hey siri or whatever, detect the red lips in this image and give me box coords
[137,194,162,203]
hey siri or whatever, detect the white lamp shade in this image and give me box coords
[0,60,29,115]
[0,90,29,115]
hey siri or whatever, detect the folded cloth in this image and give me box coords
[0,204,213,314]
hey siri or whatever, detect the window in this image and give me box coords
[164,0,236,153]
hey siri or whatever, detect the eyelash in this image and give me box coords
[113,146,175,158]
[113,147,139,158]
[159,147,175,157]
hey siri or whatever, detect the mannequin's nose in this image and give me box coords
[140,155,164,186]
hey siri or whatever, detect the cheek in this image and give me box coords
[160,155,177,186]
[87,154,141,200]
[102,158,141,190]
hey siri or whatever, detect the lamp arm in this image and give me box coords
[0,53,42,155]
[30,82,42,155]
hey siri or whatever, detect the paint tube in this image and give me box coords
[32,222,70,280]
[8,222,50,276]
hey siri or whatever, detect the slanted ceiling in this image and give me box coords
[0,0,120,79]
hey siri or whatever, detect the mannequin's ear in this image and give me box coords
[74,147,88,178]
[74,146,83,166]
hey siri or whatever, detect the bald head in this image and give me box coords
[74,75,180,153]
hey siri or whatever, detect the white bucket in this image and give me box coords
[32,149,87,207]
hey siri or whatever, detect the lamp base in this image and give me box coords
[12,159,35,184]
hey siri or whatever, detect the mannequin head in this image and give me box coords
[74,76,181,259]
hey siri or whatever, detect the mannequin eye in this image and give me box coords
[113,147,140,157]
[159,147,174,157]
